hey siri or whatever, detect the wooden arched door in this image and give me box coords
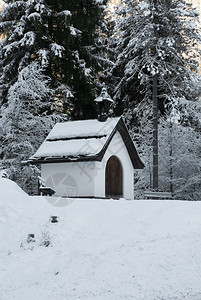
[105,156,123,198]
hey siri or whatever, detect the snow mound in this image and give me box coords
[1,179,201,300]
[0,177,27,198]
[0,178,28,222]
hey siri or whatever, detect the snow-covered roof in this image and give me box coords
[32,137,107,159]
[46,117,119,141]
[30,118,120,160]
[29,117,144,169]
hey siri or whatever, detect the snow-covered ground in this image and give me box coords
[1,178,201,300]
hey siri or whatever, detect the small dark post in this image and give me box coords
[51,216,58,223]
[27,234,35,243]
[38,178,40,195]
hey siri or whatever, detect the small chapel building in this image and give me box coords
[28,87,144,200]
[28,117,144,200]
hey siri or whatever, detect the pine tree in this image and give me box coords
[0,63,65,193]
[0,0,108,192]
[111,0,200,111]
[109,0,201,190]
[0,0,107,118]
[0,0,72,108]
[62,0,108,119]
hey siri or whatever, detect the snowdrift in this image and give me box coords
[1,178,201,300]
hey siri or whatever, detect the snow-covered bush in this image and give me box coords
[134,112,201,200]
[158,111,201,200]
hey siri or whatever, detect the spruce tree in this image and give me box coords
[0,0,108,192]
[0,0,72,109]
[110,0,200,113]
[0,63,56,193]
[62,0,108,119]
[0,0,107,118]
[109,0,201,190]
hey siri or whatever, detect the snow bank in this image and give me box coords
[1,178,201,300]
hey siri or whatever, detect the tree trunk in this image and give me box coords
[169,121,174,196]
[152,74,158,191]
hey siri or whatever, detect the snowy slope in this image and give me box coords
[1,178,201,300]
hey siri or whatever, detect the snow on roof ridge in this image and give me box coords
[46,117,121,141]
